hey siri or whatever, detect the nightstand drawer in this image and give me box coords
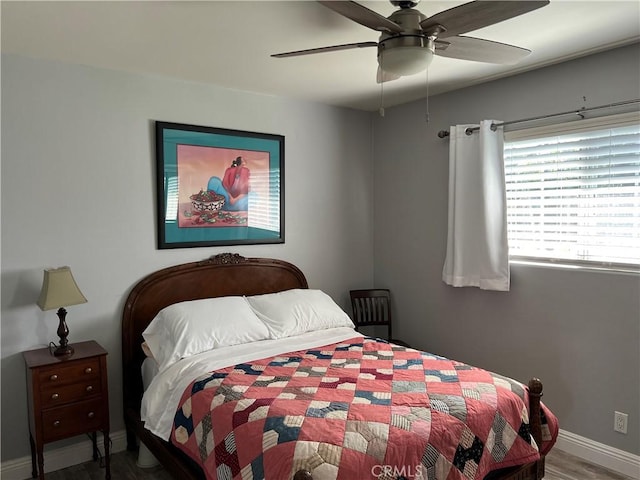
[41,398,106,443]
[40,380,102,408]
[37,358,100,388]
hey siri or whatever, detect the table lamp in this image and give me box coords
[37,266,87,356]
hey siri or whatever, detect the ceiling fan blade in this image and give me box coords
[421,0,549,38]
[318,1,404,34]
[435,36,530,64]
[272,41,377,58]
[376,67,402,84]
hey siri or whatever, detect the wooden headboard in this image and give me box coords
[122,253,308,425]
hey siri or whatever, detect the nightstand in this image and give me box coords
[23,340,110,479]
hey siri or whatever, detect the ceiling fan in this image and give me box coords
[272,0,549,82]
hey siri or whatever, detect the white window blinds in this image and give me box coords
[504,112,640,268]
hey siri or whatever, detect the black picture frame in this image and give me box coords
[155,121,284,249]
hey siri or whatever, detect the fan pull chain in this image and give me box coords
[424,67,430,123]
[379,50,385,117]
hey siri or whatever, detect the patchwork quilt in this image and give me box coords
[171,337,558,480]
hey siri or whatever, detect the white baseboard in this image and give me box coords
[555,429,640,479]
[0,430,128,480]
[2,428,638,479]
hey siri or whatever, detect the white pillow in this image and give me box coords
[246,289,355,339]
[142,296,270,372]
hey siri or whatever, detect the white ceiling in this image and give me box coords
[2,1,639,111]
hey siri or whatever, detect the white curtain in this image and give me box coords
[442,120,510,291]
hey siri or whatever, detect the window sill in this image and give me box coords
[509,258,640,275]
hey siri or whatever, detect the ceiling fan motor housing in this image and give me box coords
[390,0,420,8]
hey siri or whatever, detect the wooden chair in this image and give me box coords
[349,289,410,347]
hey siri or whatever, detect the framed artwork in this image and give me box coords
[155,121,284,249]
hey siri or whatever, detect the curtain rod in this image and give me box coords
[436,98,640,138]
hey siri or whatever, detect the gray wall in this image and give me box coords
[0,54,374,462]
[373,43,640,455]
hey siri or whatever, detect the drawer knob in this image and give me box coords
[86,385,93,393]
[84,367,93,374]
[50,374,58,381]
[51,393,59,400]
[87,411,95,419]
[53,420,61,428]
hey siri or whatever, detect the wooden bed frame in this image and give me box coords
[122,253,547,480]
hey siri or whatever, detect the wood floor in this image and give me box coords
[544,449,635,480]
[37,448,635,480]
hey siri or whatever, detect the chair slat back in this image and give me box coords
[349,289,392,339]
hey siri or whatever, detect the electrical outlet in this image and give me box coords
[614,411,628,434]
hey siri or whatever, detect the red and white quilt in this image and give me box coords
[171,337,558,479]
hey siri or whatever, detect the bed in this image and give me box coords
[122,253,557,480]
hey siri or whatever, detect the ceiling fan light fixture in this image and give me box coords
[378,39,434,76]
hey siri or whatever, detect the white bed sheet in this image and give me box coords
[141,326,363,440]
[141,356,160,390]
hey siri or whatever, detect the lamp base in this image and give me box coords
[53,344,74,356]
[54,307,74,357]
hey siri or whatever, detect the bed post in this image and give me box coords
[527,378,543,449]
[528,378,546,480]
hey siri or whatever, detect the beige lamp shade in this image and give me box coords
[37,266,87,311]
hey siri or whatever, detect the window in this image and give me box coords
[504,112,640,269]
